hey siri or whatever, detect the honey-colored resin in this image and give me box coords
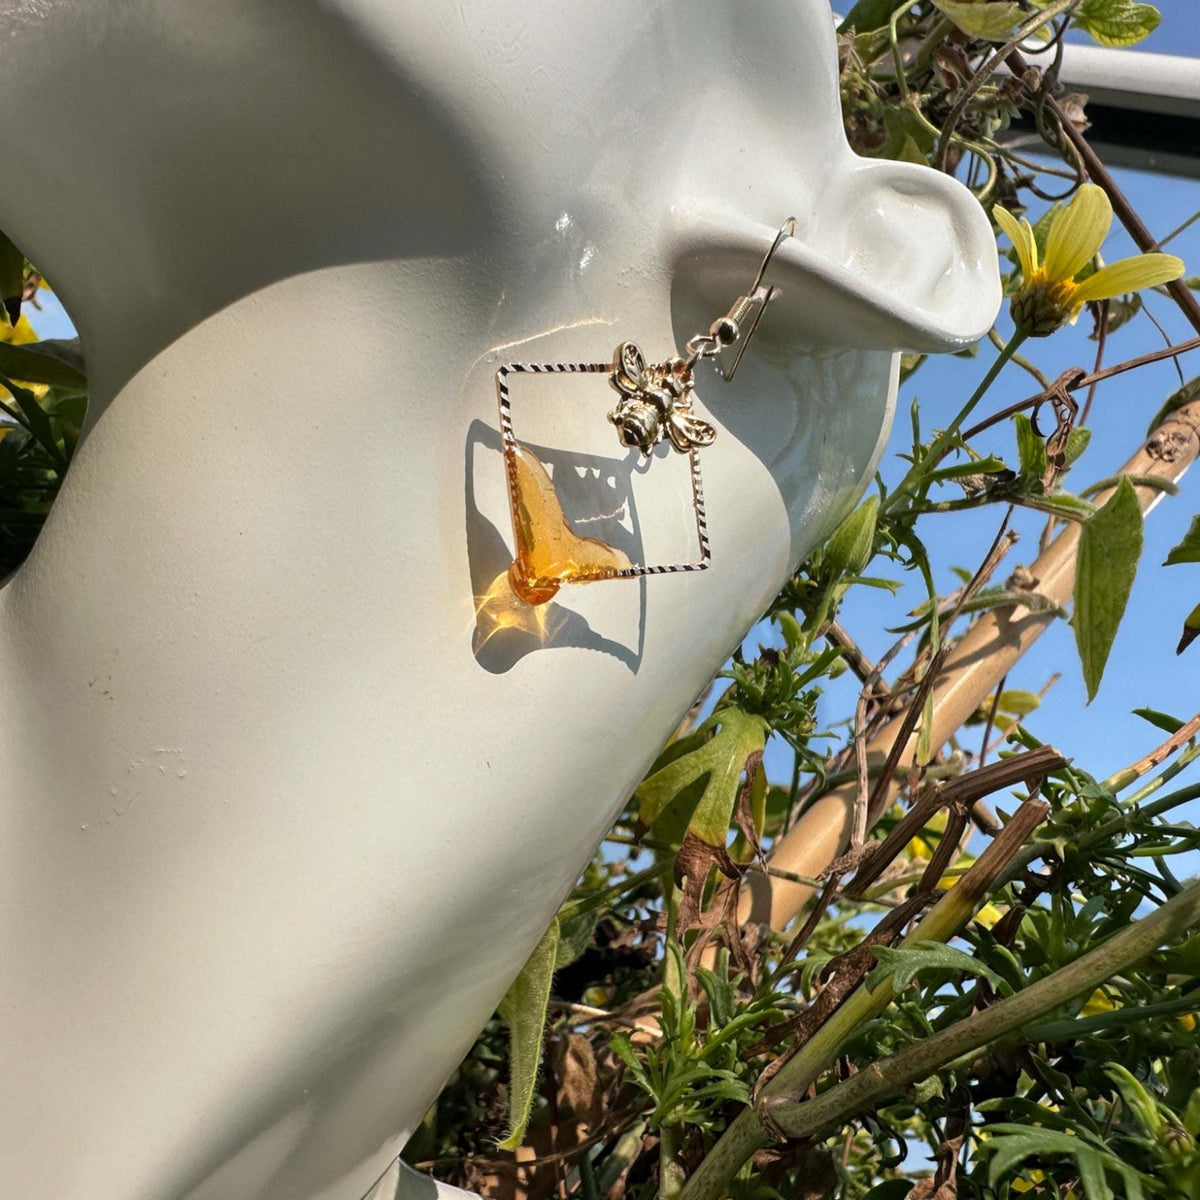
[506,444,629,605]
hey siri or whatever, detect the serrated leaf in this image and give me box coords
[496,918,559,1150]
[1073,477,1143,702]
[933,0,1025,39]
[869,940,1005,993]
[1165,513,1200,566]
[636,709,768,846]
[1072,0,1161,46]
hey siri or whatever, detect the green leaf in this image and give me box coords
[868,940,1006,993]
[1180,599,1200,655]
[823,494,879,580]
[1072,0,1161,46]
[1064,426,1092,467]
[555,910,597,971]
[837,0,906,33]
[0,338,87,391]
[861,1183,914,1200]
[496,918,559,1151]
[1165,514,1200,566]
[777,611,803,654]
[893,134,929,166]
[636,709,768,846]
[1133,707,1185,734]
[1014,413,1047,480]
[930,455,1010,482]
[984,1125,1141,1196]
[1020,492,1096,523]
[1147,373,1200,437]
[932,0,1025,39]
[0,371,66,468]
[1073,477,1143,702]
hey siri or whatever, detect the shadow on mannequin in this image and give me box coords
[465,419,652,673]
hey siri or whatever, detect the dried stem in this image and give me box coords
[678,800,1050,1200]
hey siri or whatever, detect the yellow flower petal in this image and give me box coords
[1043,183,1112,282]
[0,313,38,346]
[994,204,1038,279]
[1070,252,1186,305]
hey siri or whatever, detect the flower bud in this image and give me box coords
[1010,277,1078,337]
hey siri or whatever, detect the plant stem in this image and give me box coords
[765,875,1200,1139]
[659,884,686,1200]
[887,332,1026,516]
[677,799,1047,1200]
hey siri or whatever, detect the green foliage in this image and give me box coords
[7,3,1199,1198]
[1073,478,1144,701]
[868,940,1006,994]
[496,919,560,1150]
[982,1121,1153,1198]
[636,709,768,846]
[933,0,1025,39]
[1164,513,1200,566]
[610,946,785,1134]
[1072,0,1162,46]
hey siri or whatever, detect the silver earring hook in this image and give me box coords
[682,217,797,381]
[720,216,797,381]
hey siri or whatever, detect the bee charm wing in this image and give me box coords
[664,408,717,454]
[611,341,648,398]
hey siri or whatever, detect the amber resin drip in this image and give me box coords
[505,444,629,605]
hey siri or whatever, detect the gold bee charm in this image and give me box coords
[489,218,797,606]
[607,342,718,456]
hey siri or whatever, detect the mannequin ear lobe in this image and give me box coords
[672,160,1001,357]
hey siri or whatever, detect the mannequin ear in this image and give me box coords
[672,159,1001,357]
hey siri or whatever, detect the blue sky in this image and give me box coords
[765,9,1200,842]
[25,6,1200,840]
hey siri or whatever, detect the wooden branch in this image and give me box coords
[743,397,1200,933]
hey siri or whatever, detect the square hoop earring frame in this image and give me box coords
[495,360,712,581]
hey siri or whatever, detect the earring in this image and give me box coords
[496,218,796,607]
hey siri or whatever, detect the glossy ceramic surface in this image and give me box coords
[0,2,999,1197]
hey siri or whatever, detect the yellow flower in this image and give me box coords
[993,184,1184,336]
[1081,987,1118,1017]
[1012,1169,1076,1198]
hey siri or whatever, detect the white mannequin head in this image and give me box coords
[0,3,998,1199]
